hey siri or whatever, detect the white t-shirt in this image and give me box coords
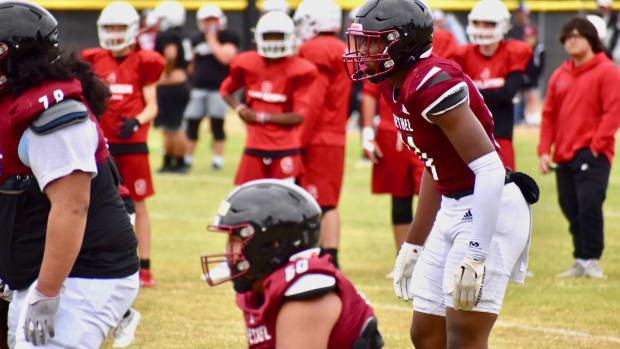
[19,119,99,191]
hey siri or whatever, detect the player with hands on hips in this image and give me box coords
[202,179,384,349]
[344,0,535,347]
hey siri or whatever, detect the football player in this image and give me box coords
[260,0,290,16]
[0,1,139,347]
[454,0,532,170]
[293,0,351,269]
[344,0,534,347]
[152,0,193,173]
[184,4,239,171]
[219,11,320,185]
[82,1,165,289]
[202,179,384,349]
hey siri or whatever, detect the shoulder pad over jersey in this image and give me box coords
[30,99,89,134]
[283,273,337,301]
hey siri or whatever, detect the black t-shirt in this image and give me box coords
[155,27,191,70]
[191,29,240,89]
[0,158,139,290]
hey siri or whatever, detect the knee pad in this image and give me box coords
[185,119,201,141]
[210,118,225,141]
[392,196,413,225]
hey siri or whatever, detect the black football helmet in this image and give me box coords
[0,1,59,90]
[201,179,321,293]
[342,0,433,83]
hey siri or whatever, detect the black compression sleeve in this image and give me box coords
[479,71,523,107]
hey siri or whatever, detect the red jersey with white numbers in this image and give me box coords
[81,48,165,144]
[235,255,376,349]
[220,51,319,151]
[378,55,497,195]
[297,35,352,146]
[0,79,109,186]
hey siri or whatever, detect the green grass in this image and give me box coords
[102,121,620,348]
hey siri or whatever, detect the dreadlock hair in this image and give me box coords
[3,40,110,117]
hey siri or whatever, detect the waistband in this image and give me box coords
[444,174,511,200]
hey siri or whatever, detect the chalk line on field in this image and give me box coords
[374,303,620,344]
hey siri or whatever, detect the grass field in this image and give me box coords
[102,120,620,349]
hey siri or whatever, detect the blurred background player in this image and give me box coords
[184,4,239,171]
[202,179,384,349]
[138,9,159,51]
[153,0,192,174]
[82,1,165,289]
[455,0,532,170]
[360,80,424,278]
[539,16,620,278]
[429,9,459,60]
[294,0,351,269]
[0,1,139,347]
[259,0,290,16]
[219,11,319,186]
[432,8,468,45]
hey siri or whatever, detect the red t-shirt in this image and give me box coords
[297,35,352,146]
[379,55,497,195]
[236,254,376,349]
[81,48,165,144]
[220,51,320,151]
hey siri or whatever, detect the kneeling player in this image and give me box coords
[201,179,384,349]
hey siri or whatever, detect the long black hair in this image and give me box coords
[3,40,110,117]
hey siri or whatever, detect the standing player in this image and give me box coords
[219,11,319,185]
[344,0,534,347]
[202,179,384,349]
[454,0,532,170]
[184,4,239,170]
[0,1,139,347]
[293,0,351,269]
[153,0,192,173]
[82,1,165,289]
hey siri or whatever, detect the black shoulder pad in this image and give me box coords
[427,83,469,116]
[30,99,89,135]
[283,273,337,301]
[420,71,452,91]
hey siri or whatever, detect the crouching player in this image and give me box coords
[201,179,384,349]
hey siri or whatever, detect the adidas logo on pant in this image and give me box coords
[462,209,473,222]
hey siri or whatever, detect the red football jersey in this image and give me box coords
[432,28,458,61]
[378,55,497,195]
[0,79,110,186]
[454,40,531,92]
[236,255,376,349]
[297,35,352,146]
[220,51,319,151]
[81,48,165,144]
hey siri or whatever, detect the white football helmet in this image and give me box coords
[587,14,608,41]
[466,0,511,45]
[196,4,227,31]
[260,0,290,14]
[293,0,342,42]
[153,1,186,31]
[97,1,139,51]
[254,11,295,58]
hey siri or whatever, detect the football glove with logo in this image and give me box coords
[452,256,485,311]
[393,242,423,301]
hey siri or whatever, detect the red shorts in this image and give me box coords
[112,153,154,201]
[299,145,345,207]
[496,138,515,171]
[372,130,424,197]
[234,153,304,185]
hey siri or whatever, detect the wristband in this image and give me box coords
[235,104,247,113]
[255,112,270,124]
[362,126,375,152]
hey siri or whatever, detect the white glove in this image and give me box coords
[24,288,60,345]
[393,242,423,301]
[362,127,375,153]
[452,257,485,311]
[0,278,12,302]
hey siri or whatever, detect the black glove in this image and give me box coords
[118,116,140,139]
[507,171,540,205]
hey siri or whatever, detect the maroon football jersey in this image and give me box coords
[378,55,498,195]
[220,51,320,151]
[81,48,165,144]
[235,254,376,349]
[0,79,109,186]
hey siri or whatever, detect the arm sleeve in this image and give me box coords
[479,71,523,107]
[23,119,99,191]
[466,151,506,261]
[591,66,620,154]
